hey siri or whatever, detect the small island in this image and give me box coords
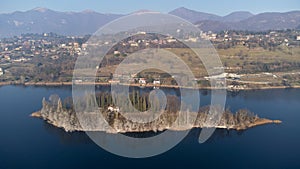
[31,92,281,133]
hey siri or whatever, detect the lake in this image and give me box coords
[0,85,299,169]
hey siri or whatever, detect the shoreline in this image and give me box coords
[1,81,300,91]
[30,111,282,133]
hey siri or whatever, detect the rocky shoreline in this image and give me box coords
[31,111,281,132]
[31,97,282,133]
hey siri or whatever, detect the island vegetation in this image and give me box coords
[31,91,281,133]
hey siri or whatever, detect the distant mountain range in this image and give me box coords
[169,7,255,23]
[0,7,299,37]
[170,7,300,32]
[0,7,122,37]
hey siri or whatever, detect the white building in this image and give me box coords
[166,38,177,43]
[0,68,3,76]
[107,106,120,113]
[130,42,139,47]
[114,51,120,55]
[139,78,146,85]
[137,31,146,35]
[153,80,160,85]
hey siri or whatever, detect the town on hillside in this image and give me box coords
[0,29,300,90]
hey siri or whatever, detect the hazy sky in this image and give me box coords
[1,0,300,15]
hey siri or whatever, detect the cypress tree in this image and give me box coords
[142,95,147,111]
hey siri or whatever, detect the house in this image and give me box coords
[0,68,3,76]
[4,55,10,60]
[185,37,198,42]
[114,51,120,55]
[107,106,120,113]
[137,31,146,35]
[130,42,139,47]
[153,80,160,85]
[166,38,177,43]
[73,79,83,83]
[139,78,146,85]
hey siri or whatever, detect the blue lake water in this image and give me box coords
[0,85,299,169]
